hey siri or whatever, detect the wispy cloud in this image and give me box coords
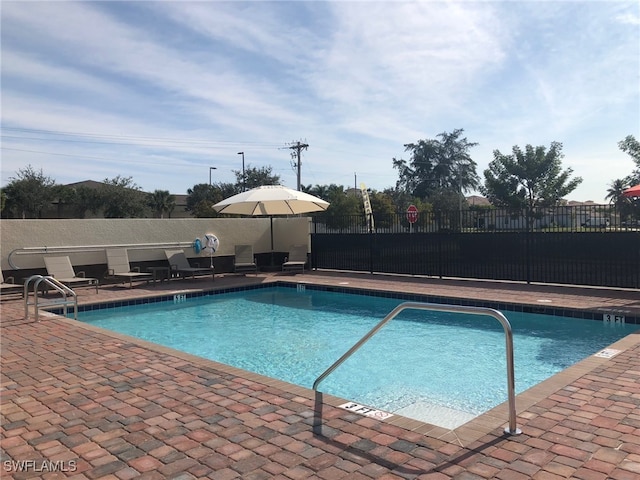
[1,1,638,200]
[615,11,640,25]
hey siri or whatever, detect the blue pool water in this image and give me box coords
[78,286,634,428]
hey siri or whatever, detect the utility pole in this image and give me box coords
[288,140,308,191]
[237,152,245,191]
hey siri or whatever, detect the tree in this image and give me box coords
[2,165,57,218]
[319,185,362,231]
[51,185,76,218]
[481,142,582,228]
[217,182,238,200]
[618,135,640,186]
[382,187,415,213]
[368,190,396,229]
[233,165,281,190]
[606,179,629,205]
[99,176,148,218]
[186,183,222,218]
[148,190,176,219]
[49,184,101,218]
[303,184,331,201]
[393,129,480,201]
[69,185,102,218]
[410,198,435,231]
[606,178,636,224]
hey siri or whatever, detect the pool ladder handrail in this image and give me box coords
[24,275,78,321]
[312,301,522,435]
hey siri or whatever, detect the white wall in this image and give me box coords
[1,217,311,270]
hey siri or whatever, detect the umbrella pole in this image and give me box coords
[270,216,274,266]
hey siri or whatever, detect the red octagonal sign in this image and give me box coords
[406,204,418,224]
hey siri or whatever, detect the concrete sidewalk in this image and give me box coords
[1,272,639,479]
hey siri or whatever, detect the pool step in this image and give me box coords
[394,402,477,430]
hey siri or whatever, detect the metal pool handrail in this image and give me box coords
[24,275,78,321]
[312,301,522,435]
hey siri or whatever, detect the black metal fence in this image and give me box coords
[310,205,640,289]
[313,204,640,234]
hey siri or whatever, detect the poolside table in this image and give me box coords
[146,266,170,285]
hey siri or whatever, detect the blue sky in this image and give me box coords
[1,1,638,202]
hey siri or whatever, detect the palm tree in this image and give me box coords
[148,190,175,219]
[306,184,331,201]
[606,179,633,224]
[606,179,629,205]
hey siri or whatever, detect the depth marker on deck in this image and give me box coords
[594,348,621,359]
[339,402,394,420]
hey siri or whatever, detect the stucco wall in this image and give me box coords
[1,217,311,270]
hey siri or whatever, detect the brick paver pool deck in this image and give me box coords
[1,271,639,479]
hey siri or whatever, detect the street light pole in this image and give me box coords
[209,167,217,186]
[237,152,245,191]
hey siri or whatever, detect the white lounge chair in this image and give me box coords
[282,245,308,273]
[234,245,258,274]
[164,249,214,281]
[106,248,152,288]
[44,256,99,292]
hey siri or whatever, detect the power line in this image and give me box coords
[0,147,212,170]
[1,127,283,149]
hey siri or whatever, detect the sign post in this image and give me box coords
[360,183,375,233]
[406,205,418,233]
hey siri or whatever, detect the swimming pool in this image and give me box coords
[77,286,635,429]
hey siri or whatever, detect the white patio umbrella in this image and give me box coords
[212,185,330,252]
[213,185,330,216]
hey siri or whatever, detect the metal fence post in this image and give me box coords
[368,213,374,274]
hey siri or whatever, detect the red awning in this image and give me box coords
[622,184,640,197]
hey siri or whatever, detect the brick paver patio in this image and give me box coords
[1,271,639,479]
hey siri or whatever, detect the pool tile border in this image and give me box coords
[48,280,639,325]
[48,282,276,313]
[291,282,639,323]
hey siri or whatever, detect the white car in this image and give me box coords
[581,217,610,228]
